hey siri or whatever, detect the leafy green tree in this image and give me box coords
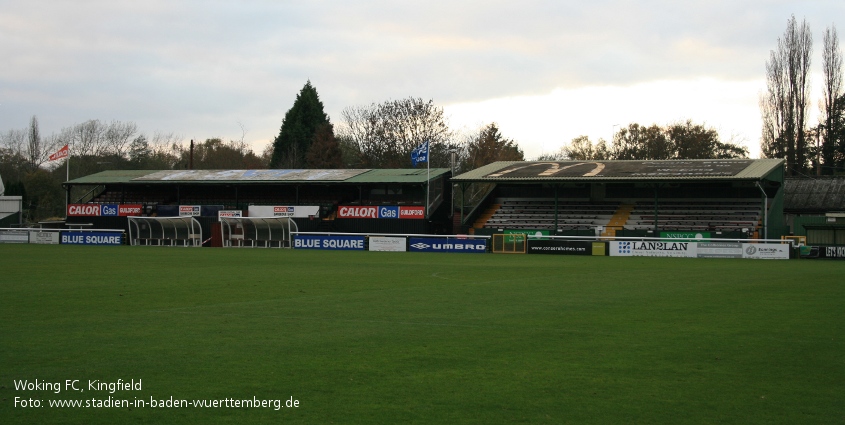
[270,81,331,168]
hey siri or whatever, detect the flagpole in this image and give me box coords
[426,140,430,219]
[65,147,70,214]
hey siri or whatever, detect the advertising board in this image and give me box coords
[60,231,123,246]
[527,240,600,255]
[802,246,845,259]
[368,236,406,252]
[67,204,143,217]
[337,206,378,219]
[398,206,425,219]
[408,237,487,253]
[610,241,790,260]
[696,242,743,258]
[741,243,789,260]
[610,241,697,258]
[118,204,143,216]
[29,231,60,244]
[179,206,201,217]
[293,235,365,250]
[822,246,845,259]
[247,205,320,218]
[218,210,243,220]
[0,230,29,243]
[660,231,712,241]
[337,205,426,219]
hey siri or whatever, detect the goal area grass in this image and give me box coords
[1,245,842,424]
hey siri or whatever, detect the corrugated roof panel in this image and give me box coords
[453,159,784,182]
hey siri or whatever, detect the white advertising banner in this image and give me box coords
[247,205,320,218]
[609,241,697,258]
[741,243,790,260]
[29,231,60,244]
[0,230,29,243]
[610,241,790,260]
[368,236,406,252]
[218,210,243,220]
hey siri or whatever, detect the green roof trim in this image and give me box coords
[452,159,785,182]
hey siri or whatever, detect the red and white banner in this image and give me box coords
[49,144,69,161]
[337,206,378,219]
[338,205,425,219]
[179,206,201,217]
[68,204,143,217]
[118,204,143,216]
[399,206,425,219]
[67,204,104,216]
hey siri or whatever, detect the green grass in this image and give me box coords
[0,245,843,424]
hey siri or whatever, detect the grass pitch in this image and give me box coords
[1,245,843,424]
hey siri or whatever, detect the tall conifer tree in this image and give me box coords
[270,81,330,168]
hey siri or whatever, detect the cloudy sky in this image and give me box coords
[1,1,842,160]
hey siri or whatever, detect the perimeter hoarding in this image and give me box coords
[337,206,425,219]
[29,231,60,244]
[408,237,487,253]
[609,241,789,259]
[60,231,123,246]
[368,236,406,252]
[611,241,697,258]
[247,206,320,218]
[801,246,845,259]
[527,240,605,255]
[0,230,29,243]
[293,235,365,250]
[67,204,143,217]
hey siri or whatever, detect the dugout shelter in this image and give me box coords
[452,159,786,240]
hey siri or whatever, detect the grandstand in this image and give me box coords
[63,168,453,242]
[784,177,845,245]
[453,159,786,239]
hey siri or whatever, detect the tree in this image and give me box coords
[27,115,42,167]
[270,81,330,168]
[666,120,748,159]
[557,121,748,161]
[820,24,843,174]
[457,123,524,205]
[306,123,344,168]
[174,138,264,170]
[339,97,452,168]
[559,135,609,160]
[23,168,64,221]
[761,15,813,176]
[461,123,524,172]
[611,123,672,160]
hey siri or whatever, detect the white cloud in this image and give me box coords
[0,1,841,162]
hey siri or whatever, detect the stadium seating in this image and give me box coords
[478,197,762,234]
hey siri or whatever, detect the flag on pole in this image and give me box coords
[411,140,429,167]
[49,144,69,161]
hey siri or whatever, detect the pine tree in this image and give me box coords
[270,81,330,168]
